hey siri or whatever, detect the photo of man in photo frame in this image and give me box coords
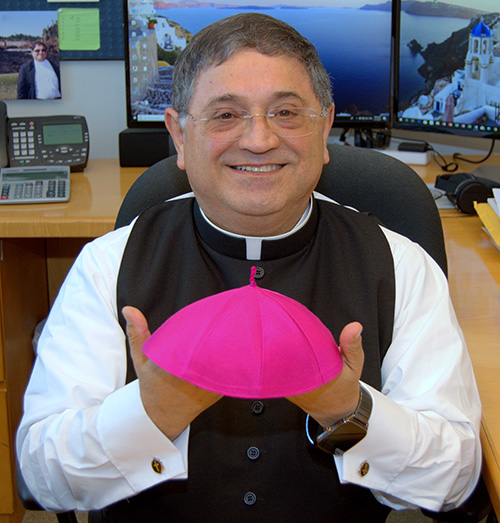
[0,11,60,100]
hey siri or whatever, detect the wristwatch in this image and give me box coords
[306,385,372,454]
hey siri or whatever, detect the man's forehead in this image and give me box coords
[200,49,305,74]
[191,51,315,108]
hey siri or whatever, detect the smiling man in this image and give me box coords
[17,13,481,522]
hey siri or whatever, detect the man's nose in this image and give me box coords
[238,115,280,152]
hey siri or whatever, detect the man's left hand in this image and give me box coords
[287,322,364,428]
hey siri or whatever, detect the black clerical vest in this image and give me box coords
[105,196,395,522]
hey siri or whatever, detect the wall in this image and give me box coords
[3,59,498,161]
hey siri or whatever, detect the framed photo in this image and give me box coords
[0,10,60,100]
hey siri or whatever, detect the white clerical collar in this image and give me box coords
[198,197,313,261]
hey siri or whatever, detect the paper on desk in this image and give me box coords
[474,200,500,252]
[488,188,500,218]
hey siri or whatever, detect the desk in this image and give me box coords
[0,157,499,521]
[412,158,500,518]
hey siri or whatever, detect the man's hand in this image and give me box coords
[122,306,222,441]
[287,322,364,428]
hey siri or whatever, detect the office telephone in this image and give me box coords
[0,101,89,172]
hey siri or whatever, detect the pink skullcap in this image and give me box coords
[142,267,343,398]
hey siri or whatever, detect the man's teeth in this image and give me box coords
[235,165,282,173]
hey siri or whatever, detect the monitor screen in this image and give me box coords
[396,1,500,139]
[125,1,396,130]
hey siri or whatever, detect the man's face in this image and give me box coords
[32,45,47,62]
[166,49,334,236]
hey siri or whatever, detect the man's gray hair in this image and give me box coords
[170,12,333,116]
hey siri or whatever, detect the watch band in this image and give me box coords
[305,385,372,454]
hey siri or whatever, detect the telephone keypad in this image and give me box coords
[10,123,36,163]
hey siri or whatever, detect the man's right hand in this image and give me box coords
[122,306,222,441]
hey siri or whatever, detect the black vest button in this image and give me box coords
[251,401,264,414]
[247,446,260,460]
[243,492,257,506]
[254,266,265,279]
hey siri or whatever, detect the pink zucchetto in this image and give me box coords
[142,267,343,398]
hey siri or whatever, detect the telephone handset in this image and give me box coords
[0,102,89,172]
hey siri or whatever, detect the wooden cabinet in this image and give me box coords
[0,239,50,523]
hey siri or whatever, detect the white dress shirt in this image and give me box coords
[34,59,60,99]
[16,194,481,513]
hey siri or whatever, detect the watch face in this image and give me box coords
[306,386,372,454]
[316,420,368,453]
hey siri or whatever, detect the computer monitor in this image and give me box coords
[124,1,397,131]
[396,1,500,140]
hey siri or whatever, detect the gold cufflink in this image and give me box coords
[151,457,164,474]
[358,461,370,477]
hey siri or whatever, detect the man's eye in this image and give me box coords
[274,108,298,118]
[213,112,238,121]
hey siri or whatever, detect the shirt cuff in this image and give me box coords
[333,382,413,492]
[97,379,188,492]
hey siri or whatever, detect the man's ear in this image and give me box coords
[165,108,186,170]
[323,104,335,165]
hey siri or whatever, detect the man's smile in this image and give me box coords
[233,164,285,173]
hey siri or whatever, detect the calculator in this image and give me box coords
[0,166,70,204]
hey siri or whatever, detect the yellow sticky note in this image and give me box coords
[58,8,100,51]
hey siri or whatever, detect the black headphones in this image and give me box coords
[435,172,500,214]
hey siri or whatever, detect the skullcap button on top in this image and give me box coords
[143,267,343,398]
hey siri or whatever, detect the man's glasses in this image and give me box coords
[184,107,326,141]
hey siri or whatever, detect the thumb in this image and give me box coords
[122,306,151,367]
[338,322,364,373]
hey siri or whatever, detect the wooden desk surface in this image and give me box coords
[413,157,500,516]
[0,159,144,238]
